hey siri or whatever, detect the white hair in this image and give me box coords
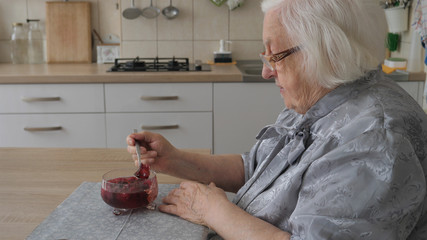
[261,0,387,89]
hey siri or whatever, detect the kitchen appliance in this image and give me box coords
[108,57,211,72]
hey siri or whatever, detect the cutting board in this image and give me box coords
[46,1,91,63]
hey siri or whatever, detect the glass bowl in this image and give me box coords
[101,168,158,215]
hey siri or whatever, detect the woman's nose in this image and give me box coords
[262,65,276,80]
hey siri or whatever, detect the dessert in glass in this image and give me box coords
[101,167,158,215]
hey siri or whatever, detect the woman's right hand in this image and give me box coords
[126,131,179,174]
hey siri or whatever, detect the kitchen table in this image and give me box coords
[0,147,210,240]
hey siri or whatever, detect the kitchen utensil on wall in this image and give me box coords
[122,0,141,20]
[46,1,91,63]
[162,0,179,19]
[141,0,160,19]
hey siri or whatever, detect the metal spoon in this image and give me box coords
[133,129,142,171]
[133,129,151,179]
[122,0,141,20]
[162,0,179,20]
[141,0,160,19]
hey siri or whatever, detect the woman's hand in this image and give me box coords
[159,181,229,226]
[126,131,179,173]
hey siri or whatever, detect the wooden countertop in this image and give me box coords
[0,63,243,84]
[0,147,210,240]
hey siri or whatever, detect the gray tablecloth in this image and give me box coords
[27,182,210,240]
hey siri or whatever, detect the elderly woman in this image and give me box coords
[127,0,427,239]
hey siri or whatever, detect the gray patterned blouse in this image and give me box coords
[232,69,427,240]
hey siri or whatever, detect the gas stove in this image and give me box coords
[108,57,211,72]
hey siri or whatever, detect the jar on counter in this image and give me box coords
[10,22,28,64]
[27,19,44,64]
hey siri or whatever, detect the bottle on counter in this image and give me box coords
[27,19,44,64]
[10,22,28,64]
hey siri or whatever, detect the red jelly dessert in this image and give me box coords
[134,164,150,179]
[101,169,158,210]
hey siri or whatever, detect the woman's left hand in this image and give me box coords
[159,181,229,226]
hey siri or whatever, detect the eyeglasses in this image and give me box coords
[260,46,301,71]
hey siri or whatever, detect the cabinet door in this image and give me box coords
[0,84,104,113]
[105,83,212,112]
[106,112,212,149]
[0,113,106,147]
[213,83,284,154]
[418,82,425,107]
[397,82,421,105]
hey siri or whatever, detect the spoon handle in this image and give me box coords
[133,129,142,168]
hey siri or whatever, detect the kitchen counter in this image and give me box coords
[0,63,243,84]
[0,63,425,84]
[0,147,210,240]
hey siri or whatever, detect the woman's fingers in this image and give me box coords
[158,204,178,215]
[129,147,158,165]
[128,145,158,158]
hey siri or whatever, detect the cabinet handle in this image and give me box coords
[24,126,62,132]
[22,97,61,102]
[140,96,179,101]
[141,124,179,130]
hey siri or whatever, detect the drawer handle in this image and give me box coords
[22,97,61,102]
[24,126,62,132]
[140,96,179,101]
[141,124,179,130]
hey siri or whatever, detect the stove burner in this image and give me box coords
[108,56,208,72]
[167,59,182,71]
[108,57,211,72]
[125,58,147,71]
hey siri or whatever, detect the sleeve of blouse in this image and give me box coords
[289,129,426,240]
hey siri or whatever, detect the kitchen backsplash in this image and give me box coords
[0,0,424,65]
[0,0,263,63]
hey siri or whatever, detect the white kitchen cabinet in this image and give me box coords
[0,84,106,147]
[105,83,213,149]
[0,84,104,113]
[213,82,284,154]
[105,83,212,112]
[1,80,423,149]
[396,81,426,106]
[418,82,425,106]
[0,113,106,147]
[106,112,212,149]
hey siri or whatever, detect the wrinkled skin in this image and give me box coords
[159,181,228,226]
